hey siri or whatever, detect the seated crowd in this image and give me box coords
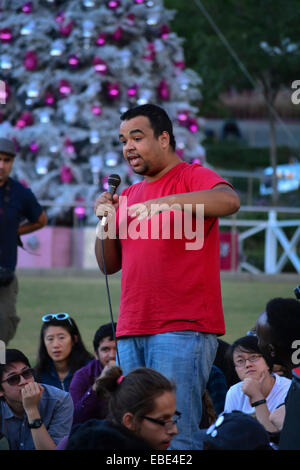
[1,296,300,451]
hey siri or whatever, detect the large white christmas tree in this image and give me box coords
[0,0,204,224]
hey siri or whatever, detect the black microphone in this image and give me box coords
[100,174,121,226]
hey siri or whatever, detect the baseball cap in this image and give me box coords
[199,411,272,450]
[0,138,16,157]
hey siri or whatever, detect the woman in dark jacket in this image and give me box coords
[34,313,92,391]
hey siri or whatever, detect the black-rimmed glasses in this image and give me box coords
[142,411,181,431]
[1,368,34,386]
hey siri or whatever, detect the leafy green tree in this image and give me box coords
[165,0,300,204]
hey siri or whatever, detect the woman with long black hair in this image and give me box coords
[35,313,93,391]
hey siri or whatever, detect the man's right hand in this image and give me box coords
[94,192,119,222]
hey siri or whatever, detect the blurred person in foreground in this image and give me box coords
[60,366,179,451]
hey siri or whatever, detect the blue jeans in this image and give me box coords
[117,331,218,450]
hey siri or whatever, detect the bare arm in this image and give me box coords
[94,192,122,274]
[128,184,240,219]
[18,210,47,236]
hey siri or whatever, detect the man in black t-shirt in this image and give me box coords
[0,138,47,344]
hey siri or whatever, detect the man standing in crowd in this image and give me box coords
[0,138,47,344]
[69,322,117,424]
[0,349,73,450]
[94,104,240,449]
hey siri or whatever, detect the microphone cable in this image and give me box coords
[98,222,121,368]
[96,173,122,367]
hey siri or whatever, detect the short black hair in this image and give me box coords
[229,335,273,371]
[93,322,117,351]
[120,104,176,151]
[0,349,31,388]
[266,297,300,351]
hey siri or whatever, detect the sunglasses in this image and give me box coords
[42,313,73,327]
[1,368,34,386]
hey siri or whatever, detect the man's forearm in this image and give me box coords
[18,211,47,235]
[95,237,122,274]
[26,407,56,450]
[166,186,240,218]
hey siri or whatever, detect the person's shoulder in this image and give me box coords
[227,381,242,395]
[41,383,71,401]
[73,358,98,379]
[274,373,292,388]
[121,180,144,196]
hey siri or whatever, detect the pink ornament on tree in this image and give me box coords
[157,80,170,101]
[0,28,12,43]
[55,11,65,23]
[1,81,11,102]
[68,54,79,68]
[127,13,135,25]
[174,61,185,70]
[160,25,171,39]
[59,80,72,97]
[22,2,33,13]
[96,33,106,46]
[107,82,120,100]
[134,0,144,3]
[143,42,155,61]
[127,84,138,98]
[60,165,73,183]
[188,118,198,133]
[29,141,39,153]
[60,21,74,37]
[24,51,38,71]
[93,57,108,74]
[45,91,55,106]
[177,110,189,125]
[111,27,122,42]
[91,105,102,115]
[64,138,75,154]
[16,111,34,128]
[107,0,120,9]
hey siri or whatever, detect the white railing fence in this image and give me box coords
[220,206,300,274]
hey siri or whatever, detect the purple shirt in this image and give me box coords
[69,358,108,425]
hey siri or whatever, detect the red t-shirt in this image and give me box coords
[116,162,231,337]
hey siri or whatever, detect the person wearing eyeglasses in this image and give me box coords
[34,313,93,392]
[0,349,74,450]
[61,366,179,451]
[224,335,291,434]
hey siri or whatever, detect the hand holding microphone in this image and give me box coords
[94,174,121,236]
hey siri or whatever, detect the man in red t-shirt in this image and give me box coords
[94,104,240,450]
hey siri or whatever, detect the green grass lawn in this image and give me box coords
[7,273,297,365]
